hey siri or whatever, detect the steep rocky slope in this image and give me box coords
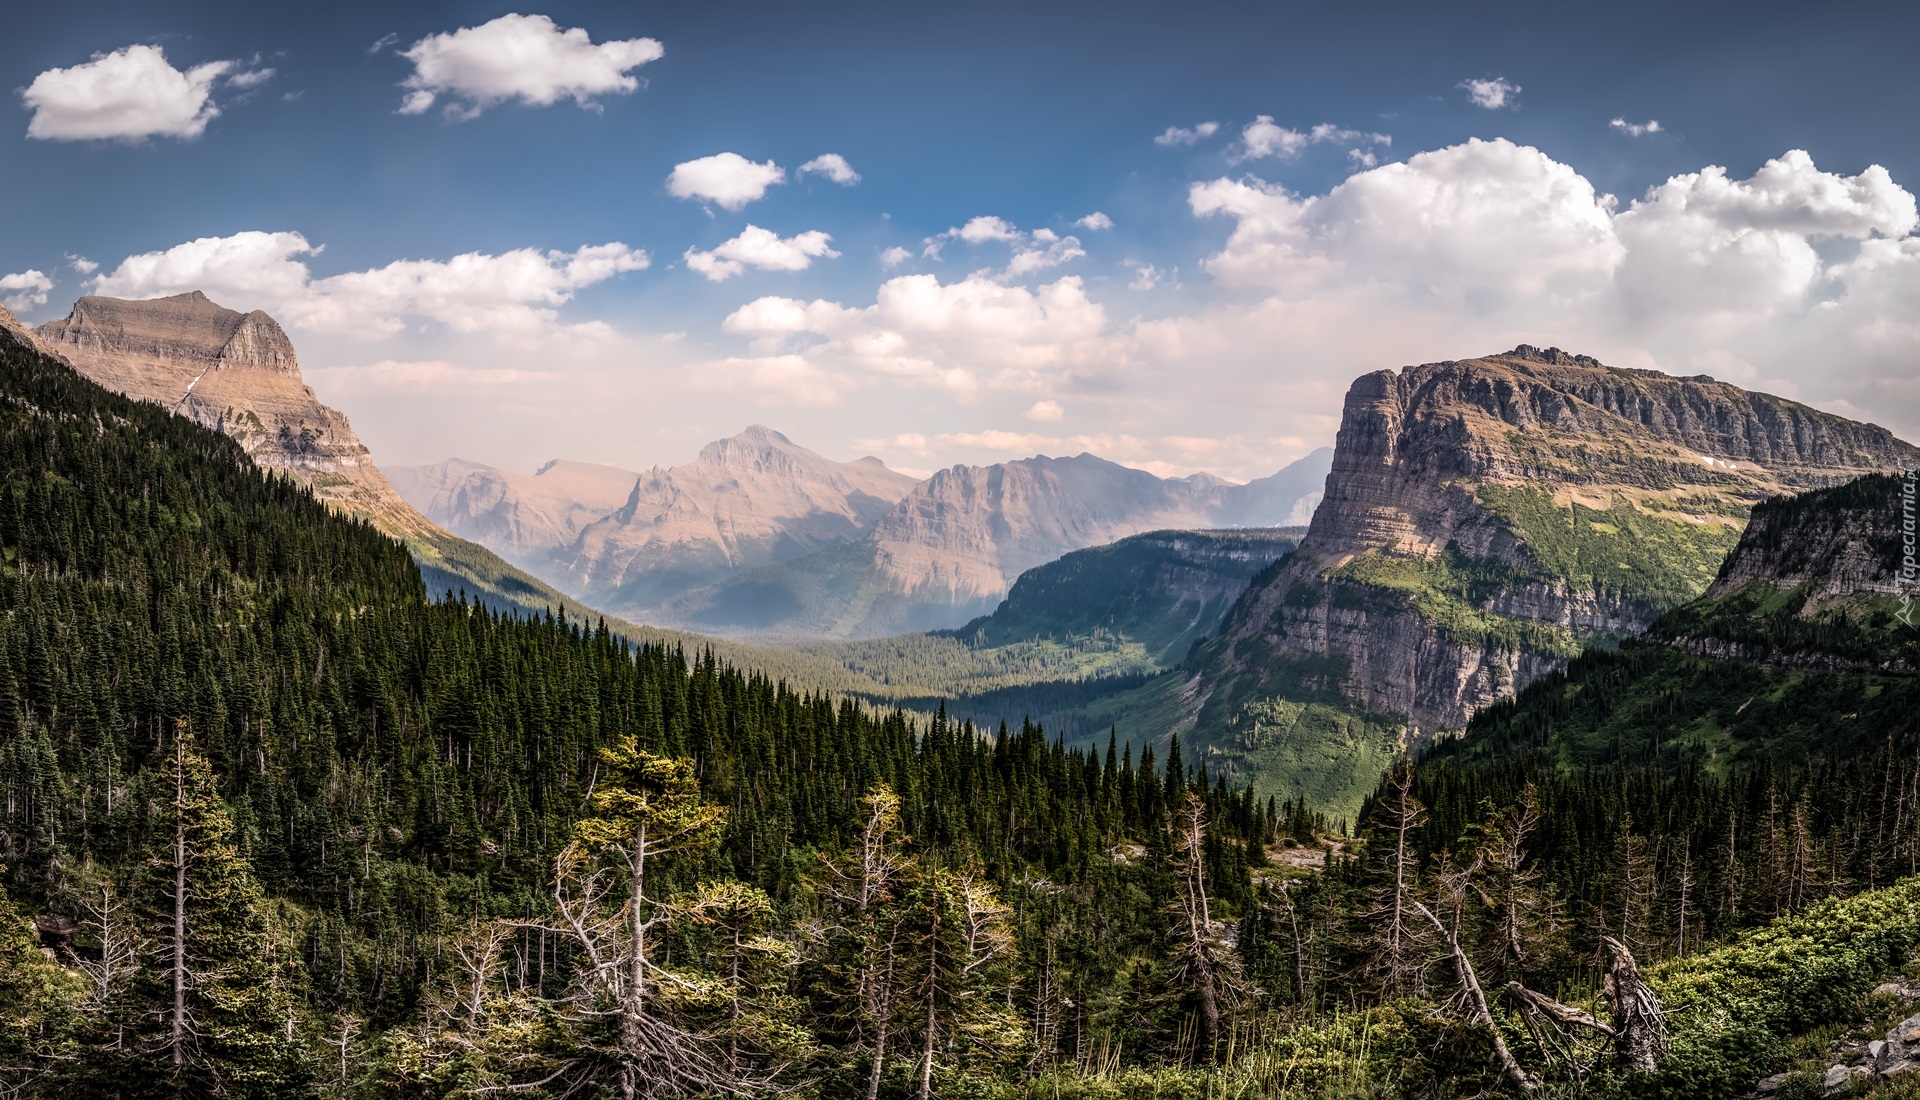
[38,292,436,540]
[1115,347,1920,816]
[388,456,641,567]
[662,449,1330,637]
[29,292,608,617]
[1445,472,1919,774]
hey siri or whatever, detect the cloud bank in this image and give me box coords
[90,230,648,338]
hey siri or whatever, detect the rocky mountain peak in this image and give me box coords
[33,291,436,543]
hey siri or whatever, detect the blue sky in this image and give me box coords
[5,1,1919,479]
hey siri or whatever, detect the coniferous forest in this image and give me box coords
[7,330,1920,1100]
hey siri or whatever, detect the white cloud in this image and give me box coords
[949,216,1021,244]
[667,152,785,210]
[1310,123,1390,147]
[368,33,401,56]
[880,246,913,269]
[1155,121,1221,147]
[924,217,1084,278]
[1239,116,1307,160]
[1006,229,1086,278]
[1460,77,1520,109]
[1024,399,1064,422]
[22,45,233,141]
[305,359,560,393]
[227,67,276,91]
[722,273,1113,394]
[397,14,661,119]
[1237,117,1391,162]
[1164,141,1920,456]
[1348,149,1379,169]
[1075,212,1114,231]
[0,271,54,312]
[90,231,648,339]
[66,254,98,275]
[1610,117,1663,137]
[1124,260,1163,290]
[684,225,839,281]
[798,153,860,185]
[1192,138,1622,310]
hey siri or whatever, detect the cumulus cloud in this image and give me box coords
[1610,117,1663,137]
[22,45,236,141]
[1075,212,1114,231]
[1192,138,1622,310]
[879,246,913,269]
[1155,121,1221,147]
[721,273,1113,394]
[923,217,1085,278]
[1024,399,1064,422]
[798,153,860,185]
[1006,229,1087,278]
[1172,140,1920,450]
[0,271,54,312]
[1237,117,1391,162]
[1460,77,1520,109]
[397,13,662,119]
[66,255,98,274]
[90,230,648,339]
[1238,116,1307,160]
[667,152,785,210]
[684,225,839,281]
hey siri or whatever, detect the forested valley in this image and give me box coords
[6,325,1920,1100]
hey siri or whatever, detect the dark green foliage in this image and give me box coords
[0,333,1286,1094]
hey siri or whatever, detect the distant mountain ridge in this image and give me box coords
[387,456,643,566]
[394,429,1332,639]
[661,448,1332,637]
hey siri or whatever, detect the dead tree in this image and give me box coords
[1601,936,1668,1075]
[1414,901,1538,1096]
[1367,763,1431,995]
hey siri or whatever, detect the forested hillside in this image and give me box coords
[9,314,1920,1100]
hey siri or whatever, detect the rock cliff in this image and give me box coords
[37,292,439,541]
[1184,346,1920,758]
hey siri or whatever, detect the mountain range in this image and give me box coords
[394,429,1332,638]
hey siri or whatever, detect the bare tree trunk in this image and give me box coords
[170,737,188,1070]
[919,902,940,1100]
[1415,902,1537,1095]
[866,927,897,1100]
[1602,936,1668,1076]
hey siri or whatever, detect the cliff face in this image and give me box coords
[37,292,438,541]
[1648,473,1919,673]
[1187,346,1920,750]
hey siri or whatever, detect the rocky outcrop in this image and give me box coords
[390,457,642,567]
[1188,346,1920,745]
[37,292,439,542]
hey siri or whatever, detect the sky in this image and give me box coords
[3,1,1918,482]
